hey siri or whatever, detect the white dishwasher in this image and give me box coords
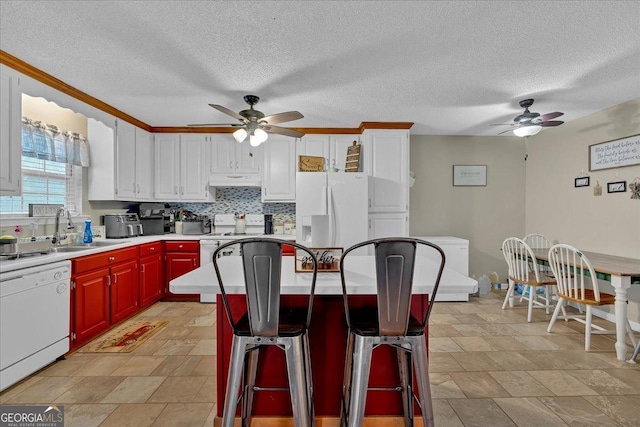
[0,260,71,391]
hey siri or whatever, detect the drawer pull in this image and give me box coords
[109,256,115,262]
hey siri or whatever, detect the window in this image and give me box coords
[0,148,83,215]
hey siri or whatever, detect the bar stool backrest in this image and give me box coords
[340,237,446,336]
[547,244,602,303]
[213,238,318,337]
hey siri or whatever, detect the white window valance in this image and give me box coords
[21,116,90,167]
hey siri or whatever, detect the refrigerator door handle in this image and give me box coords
[322,186,328,215]
[328,185,336,246]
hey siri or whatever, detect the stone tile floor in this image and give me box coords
[1,292,639,426]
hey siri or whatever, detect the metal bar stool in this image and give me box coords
[339,237,445,427]
[213,238,318,427]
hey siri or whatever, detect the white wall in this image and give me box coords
[525,97,640,323]
[409,135,526,280]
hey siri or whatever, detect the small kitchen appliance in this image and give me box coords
[137,203,170,235]
[182,216,212,235]
[264,214,273,234]
[103,213,143,238]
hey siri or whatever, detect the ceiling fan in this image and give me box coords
[189,94,305,146]
[492,99,564,137]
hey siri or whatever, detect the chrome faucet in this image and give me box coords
[52,207,75,246]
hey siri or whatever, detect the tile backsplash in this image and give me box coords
[171,187,296,223]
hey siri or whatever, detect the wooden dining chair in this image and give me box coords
[546,244,636,351]
[501,237,557,322]
[522,233,560,309]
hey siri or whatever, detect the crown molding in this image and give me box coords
[0,49,152,131]
[1,50,413,134]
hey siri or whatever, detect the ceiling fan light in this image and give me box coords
[250,128,268,146]
[513,125,542,137]
[233,128,247,143]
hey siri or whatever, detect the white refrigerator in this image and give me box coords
[296,172,368,249]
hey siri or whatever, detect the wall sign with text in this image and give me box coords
[589,134,640,171]
[295,247,343,272]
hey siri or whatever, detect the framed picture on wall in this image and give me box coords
[453,165,487,186]
[574,176,590,187]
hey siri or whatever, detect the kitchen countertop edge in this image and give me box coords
[0,234,296,273]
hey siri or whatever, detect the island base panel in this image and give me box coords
[216,294,430,417]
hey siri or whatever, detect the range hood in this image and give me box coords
[208,175,262,187]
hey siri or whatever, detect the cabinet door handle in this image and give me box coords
[236,161,239,168]
[141,264,145,273]
[193,259,196,267]
[133,183,136,193]
[137,183,140,193]
[368,198,372,208]
[229,161,233,168]
[150,247,155,251]
[180,186,184,195]
[107,275,111,286]
[113,273,118,284]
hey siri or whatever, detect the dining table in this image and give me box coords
[531,248,640,361]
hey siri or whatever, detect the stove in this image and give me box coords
[213,214,264,236]
[200,214,265,303]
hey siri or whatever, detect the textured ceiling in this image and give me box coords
[1,1,639,136]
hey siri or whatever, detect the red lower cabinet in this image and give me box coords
[70,247,139,349]
[164,241,200,302]
[110,259,139,324]
[139,242,165,309]
[73,267,110,345]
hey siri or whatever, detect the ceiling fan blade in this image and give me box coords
[265,125,305,138]
[498,128,515,135]
[541,120,564,127]
[208,104,246,121]
[490,123,515,126]
[261,111,304,125]
[187,123,243,127]
[539,112,564,121]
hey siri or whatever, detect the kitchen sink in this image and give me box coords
[81,240,130,247]
[50,240,130,253]
[50,246,94,253]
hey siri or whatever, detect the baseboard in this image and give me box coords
[214,416,425,427]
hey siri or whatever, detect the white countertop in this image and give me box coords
[170,255,478,296]
[0,233,295,273]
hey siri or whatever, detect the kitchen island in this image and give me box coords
[170,253,477,422]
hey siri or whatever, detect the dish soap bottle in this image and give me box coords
[83,220,93,244]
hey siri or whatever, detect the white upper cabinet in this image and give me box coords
[363,129,409,212]
[0,68,22,195]
[88,119,153,201]
[154,134,208,202]
[115,120,136,199]
[262,136,296,202]
[297,135,330,169]
[296,135,361,172]
[180,134,208,200]
[134,128,153,200]
[330,135,360,172]
[209,136,263,175]
[153,134,180,201]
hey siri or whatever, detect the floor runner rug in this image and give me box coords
[79,320,168,353]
